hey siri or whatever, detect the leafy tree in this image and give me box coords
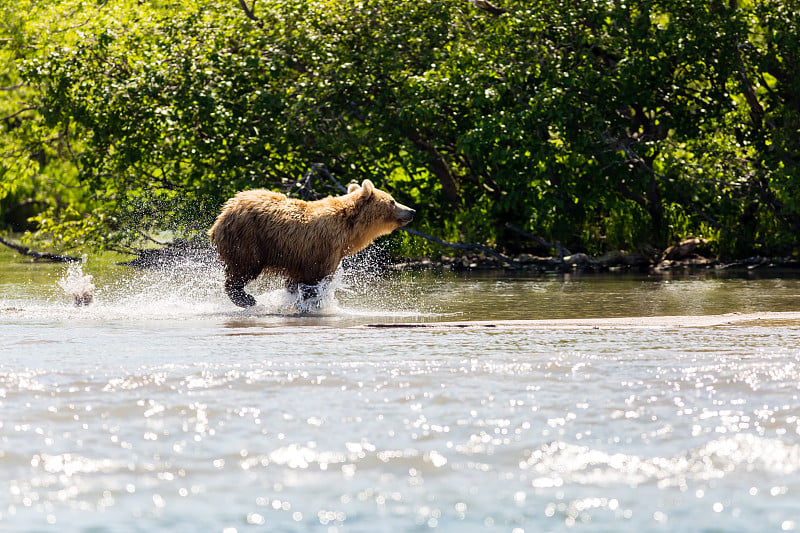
[1,0,799,258]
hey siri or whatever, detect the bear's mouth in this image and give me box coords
[395,204,415,226]
[398,211,415,225]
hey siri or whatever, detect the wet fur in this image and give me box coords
[208,180,414,307]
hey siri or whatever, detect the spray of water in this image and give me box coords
[44,243,430,321]
[56,257,95,307]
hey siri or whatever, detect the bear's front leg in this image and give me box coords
[225,275,257,308]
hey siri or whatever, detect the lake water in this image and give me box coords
[1,247,800,532]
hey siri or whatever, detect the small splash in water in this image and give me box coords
[251,273,351,316]
[286,279,337,315]
[57,258,95,307]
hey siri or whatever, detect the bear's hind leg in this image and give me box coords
[285,279,320,300]
[286,275,334,313]
[225,274,257,308]
[285,279,300,295]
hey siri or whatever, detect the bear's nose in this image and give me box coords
[398,206,415,224]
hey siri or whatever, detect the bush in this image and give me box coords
[1,0,798,257]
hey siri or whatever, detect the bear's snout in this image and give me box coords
[396,204,415,225]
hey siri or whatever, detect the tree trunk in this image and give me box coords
[406,130,461,204]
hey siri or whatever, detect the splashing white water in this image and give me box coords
[37,247,429,322]
[56,258,95,307]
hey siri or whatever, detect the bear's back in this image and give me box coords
[210,188,346,283]
[229,189,288,212]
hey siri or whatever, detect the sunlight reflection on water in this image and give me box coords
[1,258,800,531]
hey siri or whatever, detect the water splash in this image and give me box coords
[56,258,95,307]
[37,245,428,322]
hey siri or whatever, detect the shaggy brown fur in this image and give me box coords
[208,180,415,307]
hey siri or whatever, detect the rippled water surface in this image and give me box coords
[2,249,800,532]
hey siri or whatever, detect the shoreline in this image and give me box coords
[365,312,800,329]
[3,234,798,275]
[387,251,800,275]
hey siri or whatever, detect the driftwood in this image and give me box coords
[0,235,81,263]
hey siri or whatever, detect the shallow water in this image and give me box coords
[1,249,800,532]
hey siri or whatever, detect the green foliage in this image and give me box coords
[1,0,799,257]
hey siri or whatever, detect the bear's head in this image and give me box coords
[346,180,415,248]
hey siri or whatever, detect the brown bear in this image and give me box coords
[208,180,415,307]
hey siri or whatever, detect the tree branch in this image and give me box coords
[237,0,263,27]
[600,130,772,246]
[469,0,507,16]
[504,224,570,258]
[0,235,81,263]
[399,227,521,269]
[292,163,343,198]
[0,106,36,122]
[736,43,767,129]
[406,130,461,204]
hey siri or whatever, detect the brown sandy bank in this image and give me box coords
[366,312,800,329]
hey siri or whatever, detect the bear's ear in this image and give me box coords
[360,179,375,199]
[347,182,360,194]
